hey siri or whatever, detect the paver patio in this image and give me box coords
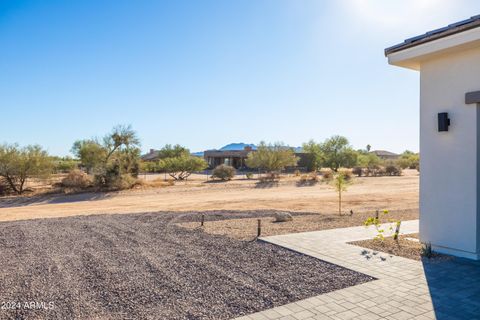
[236,220,480,320]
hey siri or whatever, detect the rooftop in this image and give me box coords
[385,15,480,56]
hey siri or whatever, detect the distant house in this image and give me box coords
[369,150,399,160]
[204,143,255,169]
[141,149,159,162]
[204,143,310,170]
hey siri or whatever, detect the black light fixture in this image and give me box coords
[438,112,450,132]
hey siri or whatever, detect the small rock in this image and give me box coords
[274,212,293,222]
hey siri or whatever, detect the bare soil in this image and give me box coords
[179,209,418,240]
[350,234,451,261]
[0,212,374,320]
[0,170,419,223]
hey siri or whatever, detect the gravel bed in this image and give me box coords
[0,211,374,319]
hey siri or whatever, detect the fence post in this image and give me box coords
[257,219,261,238]
[201,214,205,227]
[393,221,401,240]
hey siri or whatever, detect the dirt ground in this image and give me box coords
[0,212,373,320]
[179,209,418,240]
[0,170,419,223]
[349,234,452,261]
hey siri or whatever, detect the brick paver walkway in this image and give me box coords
[236,220,480,320]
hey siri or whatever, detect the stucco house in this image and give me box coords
[369,150,399,160]
[386,15,480,259]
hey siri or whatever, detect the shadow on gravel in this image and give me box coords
[0,210,374,320]
[0,192,113,209]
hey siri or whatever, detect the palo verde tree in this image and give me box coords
[0,144,54,194]
[245,142,298,173]
[71,125,141,186]
[320,135,357,172]
[157,144,207,180]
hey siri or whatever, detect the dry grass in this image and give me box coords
[179,210,418,241]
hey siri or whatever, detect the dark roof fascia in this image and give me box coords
[385,15,480,56]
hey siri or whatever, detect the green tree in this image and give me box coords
[159,155,207,180]
[245,142,298,173]
[302,140,324,172]
[71,125,141,186]
[0,144,54,194]
[320,135,357,172]
[52,156,79,173]
[71,139,106,173]
[357,152,382,169]
[157,144,190,159]
[398,150,419,170]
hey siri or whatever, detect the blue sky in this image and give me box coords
[1,0,479,156]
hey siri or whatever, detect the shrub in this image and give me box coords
[211,164,236,181]
[385,162,402,176]
[61,170,93,189]
[109,174,139,190]
[339,169,352,181]
[259,172,279,182]
[321,170,333,180]
[352,166,363,177]
[309,171,319,182]
[245,172,254,179]
[294,169,301,177]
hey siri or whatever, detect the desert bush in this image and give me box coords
[72,125,141,188]
[148,178,175,187]
[352,166,363,177]
[364,209,401,241]
[245,172,254,179]
[108,174,139,190]
[0,181,6,195]
[339,169,352,181]
[309,171,319,182]
[259,172,279,182]
[61,170,93,189]
[53,156,79,173]
[294,169,301,177]
[211,164,236,181]
[385,162,402,176]
[321,170,333,180]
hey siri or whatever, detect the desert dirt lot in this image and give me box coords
[0,170,419,223]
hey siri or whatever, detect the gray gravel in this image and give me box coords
[0,211,374,319]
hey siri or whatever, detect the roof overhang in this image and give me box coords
[386,26,480,70]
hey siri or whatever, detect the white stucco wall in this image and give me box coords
[419,47,480,259]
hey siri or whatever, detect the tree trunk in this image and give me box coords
[338,189,342,216]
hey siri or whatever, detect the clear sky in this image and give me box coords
[1,0,479,156]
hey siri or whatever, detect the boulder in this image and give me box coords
[274,212,293,222]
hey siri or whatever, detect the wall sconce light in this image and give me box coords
[438,112,450,132]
